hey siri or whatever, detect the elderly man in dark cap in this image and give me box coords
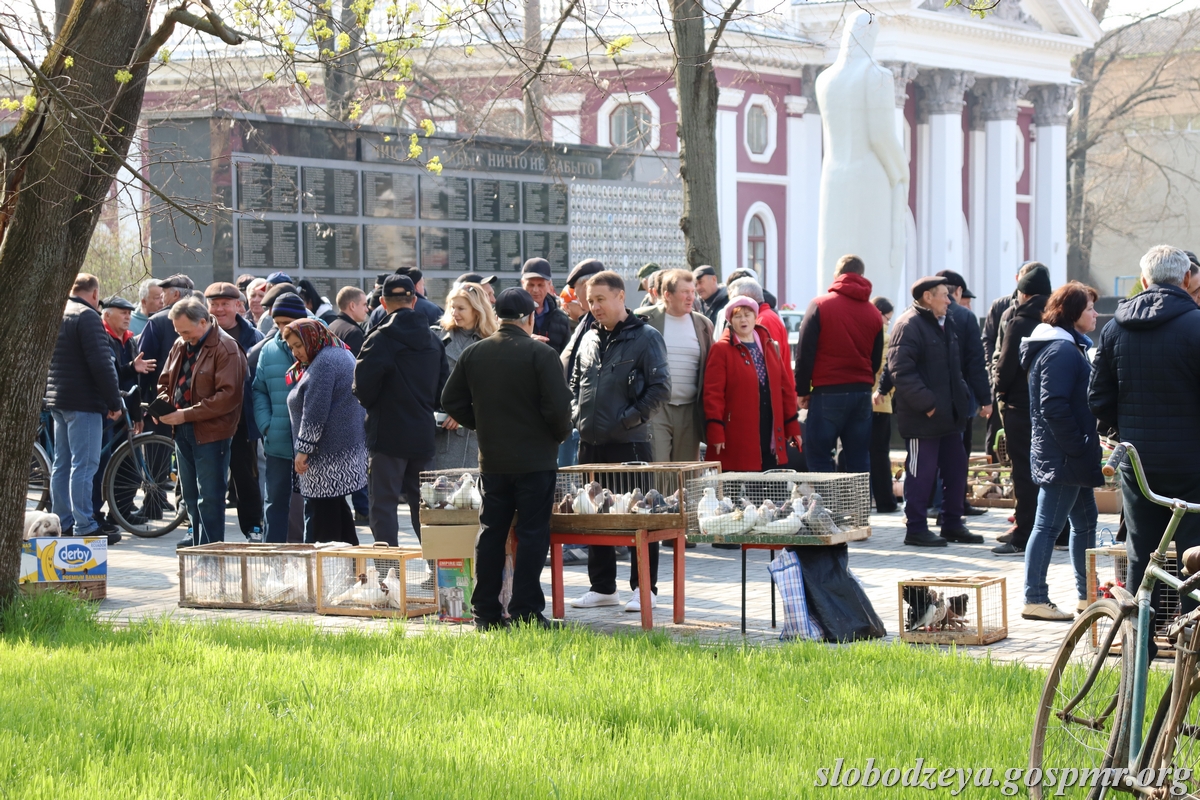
[693,265,728,325]
[521,258,571,354]
[886,277,991,547]
[367,267,442,329]
[454,272,498,305]
[441,288,573,629]
[137,273,195,414]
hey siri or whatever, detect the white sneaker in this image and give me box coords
[1022,602,1073,622]
[570,591,620,608]
[625,592,657,612]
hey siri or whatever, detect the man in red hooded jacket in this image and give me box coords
[794,254,884,473]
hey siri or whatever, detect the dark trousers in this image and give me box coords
[1002,404,1037,547]
[263,455,293,544]
[984,394,1001,460]
[804,390,873,473]
[903,432,967,536]
[474,470,556,624]
[227,419,262,536]
[1122,466,1200,617]
[580,440,658,595]
[369,451,428,545]
[869,412,897,512]
[174,423,231,545]
[92,418,137,522]
[304,495,358,545]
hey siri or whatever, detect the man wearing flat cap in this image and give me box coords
[885,277,991,547]
[354,274,450,546]
[521,258,571,354]
[693,265,728,325]
[441,288,573,630]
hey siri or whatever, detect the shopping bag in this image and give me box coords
[767,550,824,641]
[793,544,886,642]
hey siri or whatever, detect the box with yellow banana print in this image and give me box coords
[19,537,107,583]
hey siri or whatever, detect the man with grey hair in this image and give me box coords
[131,279,163,335]
[1091,244,1200,620]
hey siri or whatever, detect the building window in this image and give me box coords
[747,105,769,154]
[483,108,524,139]
[610,103,651,149]
[748,215,766,275]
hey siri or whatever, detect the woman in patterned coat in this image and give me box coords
[282,319,367,545]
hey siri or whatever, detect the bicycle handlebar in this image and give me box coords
[1103,444,1127,478]
[1116,442,1200,513]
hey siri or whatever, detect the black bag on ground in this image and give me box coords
[790,544,886,643]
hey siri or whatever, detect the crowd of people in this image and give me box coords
[42,242,1196,629]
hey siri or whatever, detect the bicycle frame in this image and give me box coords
[1116,443,1200,773]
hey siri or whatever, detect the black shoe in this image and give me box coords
[992,542,1025,556]
[712,542,740,550]
[512,614,560,630]
[59,525,74,537]
[95,519,119,535]
[997,533,1013,544]
[176,535,195,550]
[963,504,987,516]
[875,505,899,514]
[475,618,510,632]
[107,531,122,546]
[941,526,985,544]
[904,530,948,547]
[562,547,587,566]
[935,513,944,527]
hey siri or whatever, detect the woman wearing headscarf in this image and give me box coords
[282,319,367,545]
[703,296,802,472]
[434,282,498,470]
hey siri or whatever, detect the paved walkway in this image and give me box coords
[90,500,1121,666]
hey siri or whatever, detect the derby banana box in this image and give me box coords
[19,536,107,601]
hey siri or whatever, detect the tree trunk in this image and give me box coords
[522,0,544,140]
[0,0,154,604]
[323,1,363,120]
[671,0,722,273]
[1066,0,1109,285]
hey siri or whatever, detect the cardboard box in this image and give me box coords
[420,525,478,560]
[20,537,107,583]
[1095,488,1123,515]
[436,558,475,622]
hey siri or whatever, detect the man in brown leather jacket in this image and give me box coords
[155,297,247,545]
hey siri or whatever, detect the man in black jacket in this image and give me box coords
[46,274,124,540]
[1090,245,1200,615]
[367,267,443,329]
[887,277,991,547]
[354,275,450,545]
[442,288,573,629]
[981,261,1041,461]
[568,271,671,612]
[521,258,571,354]
[991,264,1052,555]
[937,270,990,516]
[329,286,369,356]
[693,265,728,325]
[137,274,194,410]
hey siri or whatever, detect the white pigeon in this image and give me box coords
[740,499,759,530]
[789,481,805,505]
[697,487,720,520]
[611,492,630,515]
[801,492,842,536]
[382,567,403,609]
[907,596,940,632]
[332,573,366,605]
[758,499,778,524]
[450,474,482,509]
[573,485,597,514]
[754,514,802,536]
[419,481,436,509]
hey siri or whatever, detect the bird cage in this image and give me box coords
[178,543,318,611]
[1087,545,1179,655]
[967,463,1015,508]
[314,544,436,618]
[684,471,870,544]
[898,575,1008,646]
[418,469,482,525]
[552,462,718,532]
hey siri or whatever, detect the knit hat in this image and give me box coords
[262,282,297,310]
[724,295,759,322]
[1017,265,1052,297]
[270,292,307,320]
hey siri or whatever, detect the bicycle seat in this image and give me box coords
[1183,545,1200,576]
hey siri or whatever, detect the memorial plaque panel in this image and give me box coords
[303,222,360,270]
[419,176,469,221]
[473,229,522,272]
[522,182,568,225]
[471,179,519,223]
[364,224,418,270]
[236,162,298,212]
[420,227,470,271]
[523,230,569,273]
[302,166,359,215]
[238,219,298,269]
[363,171,417,218]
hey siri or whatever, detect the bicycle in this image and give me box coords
[30,404,186,538]
[1030,442,1200,798]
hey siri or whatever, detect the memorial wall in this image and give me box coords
[148,113,684,303]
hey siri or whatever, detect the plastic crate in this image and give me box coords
[178,543,317,611]
[899,575,1008,646]
[315,544,436,618]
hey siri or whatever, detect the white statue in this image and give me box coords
[815,12,909,299]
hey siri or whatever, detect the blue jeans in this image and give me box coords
[175,423,231,545]
[263,455,293,544]
[50,409,103,535]
[804,391,872,473]
[558,428,580,467]
[1024,483,1097,605]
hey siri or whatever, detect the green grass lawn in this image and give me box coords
[0,593,1054,798]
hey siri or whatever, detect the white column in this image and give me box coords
[715,88,744,277]
[1030,85,1074,287]
[967,102,987,305]
[916,69,973,277]
[971,77,1026,305]
[916,120,930,281]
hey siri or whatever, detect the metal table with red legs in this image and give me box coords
[549,528,686,631]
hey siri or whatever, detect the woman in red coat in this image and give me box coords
[703,296,803,471]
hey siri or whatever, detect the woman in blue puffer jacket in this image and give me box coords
[1018,282,1101,622]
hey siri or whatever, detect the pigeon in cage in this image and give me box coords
[556,492,575,514]
[419,481,436,509]
[450,474,482,509]
[382,567,403,609]
[645,489,669,513]
[906,590,945,632]
[942,594,970,630]
[752,510,803,536]
[332,572,368,606]
[610,491,631,515]
[801,493,844,536]
[356,566,388,607]
[757,499,778,524]
[432,476,456,508]
[931,593,949,629]
[739,498,759,529]
[573,483,598,514]
[903,586,936,631]
[699,507,747,536]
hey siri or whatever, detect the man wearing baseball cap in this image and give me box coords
[367,267,442,329]
[693,265,728,325]
[521,258,571,354]
[354,274,450,546]
[455,272,497,305]
[442,288,573,629]
[137,273,195,418]
[885,277,990,548]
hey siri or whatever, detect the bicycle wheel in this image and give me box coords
[28,443,50,511]
[1138,620,1200,797]
[1030,597,1135,799]
[104,433,184,537]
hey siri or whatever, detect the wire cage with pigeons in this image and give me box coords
[684,471,871,544]
[418,469,482,526]
[1087,545,1180,656]
[314,544,437,618]
[551,462,718,532]
[178,543,319,611]
[898,576,1008,646]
